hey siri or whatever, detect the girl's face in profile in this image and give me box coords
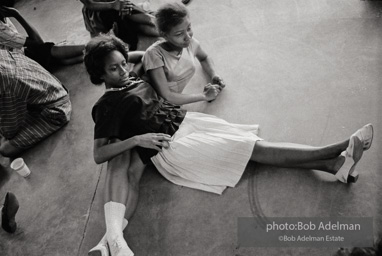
[164,15,193,49]
[101,50,130,88]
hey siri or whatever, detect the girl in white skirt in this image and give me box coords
[84,35,373,256]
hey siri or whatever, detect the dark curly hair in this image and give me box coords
[83,34,129,85]
[155,2,189,35]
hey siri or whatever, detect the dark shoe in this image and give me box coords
[181,0,192,5]
[1,192,19,233]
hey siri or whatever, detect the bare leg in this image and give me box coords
[126,13,159,37]
[104,148,131,204]
[104,147,145,219]
[136,23,159,37]
[0,136,24,158]
[92,145,144,256]
[124,150,146,220]
[129,13,155,26]
[50,45,84,60]
[285,156,345,174]
[103,141,135,255]
[250,140,349,168]
[57,55,84,65]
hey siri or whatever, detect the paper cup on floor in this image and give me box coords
[10,158,31,177]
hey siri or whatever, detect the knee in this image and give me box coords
[250,140,272,162]
[0,143,22,158]
[107,151,131,170]
[127,167,143,186]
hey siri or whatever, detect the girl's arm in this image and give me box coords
[93,133,171,164]
[128,51,145,77]
[0,6,43,46]
[128,51,145,64]
[195,44,226,88]
[147,67,218,105]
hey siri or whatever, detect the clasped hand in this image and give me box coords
[137,133,171,152]
[212,75,226,89]
[204,83,222,102]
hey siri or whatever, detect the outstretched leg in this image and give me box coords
[283,156,344,174]
[250,135,364,183]
[250,140,349,166]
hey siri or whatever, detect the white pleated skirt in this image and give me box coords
[151,112,262,194]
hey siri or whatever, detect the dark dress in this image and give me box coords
[92,76,186,163]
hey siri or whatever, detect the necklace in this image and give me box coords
[161,42,183,56]
[105,86,128,92]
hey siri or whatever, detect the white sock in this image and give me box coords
[104,201,126,241]
[96,218,128,246]
[104,202,134,255]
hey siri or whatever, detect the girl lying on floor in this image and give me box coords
[84,34,373,256]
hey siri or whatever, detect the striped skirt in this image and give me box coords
[151,112,262,194]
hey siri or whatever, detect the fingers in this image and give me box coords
[155,133,171,141]
[119,1,134,17]
[152,140,170,151]
[212,75,226,89]
[161,141,170,149]
[145,133,171,151]
[208,86,219,96]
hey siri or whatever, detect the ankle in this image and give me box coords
[332,155,346,174]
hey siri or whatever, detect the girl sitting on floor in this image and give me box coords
[142,2,226,105]
[0,5,84,72]
[80,0,159,51]
[84,34,373,256]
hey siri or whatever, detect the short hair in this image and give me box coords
[155,2,189,35]
[83,34,129,85]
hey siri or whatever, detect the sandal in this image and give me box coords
[335,136,363,183]
[352,123,373,150]
[88,243,109,256]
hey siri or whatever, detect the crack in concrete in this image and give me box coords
[76,164,105,256]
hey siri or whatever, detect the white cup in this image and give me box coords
[10,158,31,177]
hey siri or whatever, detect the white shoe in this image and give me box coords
[88,243,109,256]
[352,123,373,150]
[108,236,134,256]
[335,136,363,183]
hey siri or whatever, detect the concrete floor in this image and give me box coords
[0,0,381,255]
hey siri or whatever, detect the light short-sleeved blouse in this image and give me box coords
[142,37,200,93]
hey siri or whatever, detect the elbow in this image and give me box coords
[159,91,174,102]
[94,157,102,165]
[161,94,172,102]
[94,157,105,165]
[198,55,209,63]
[93,152,105,165]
